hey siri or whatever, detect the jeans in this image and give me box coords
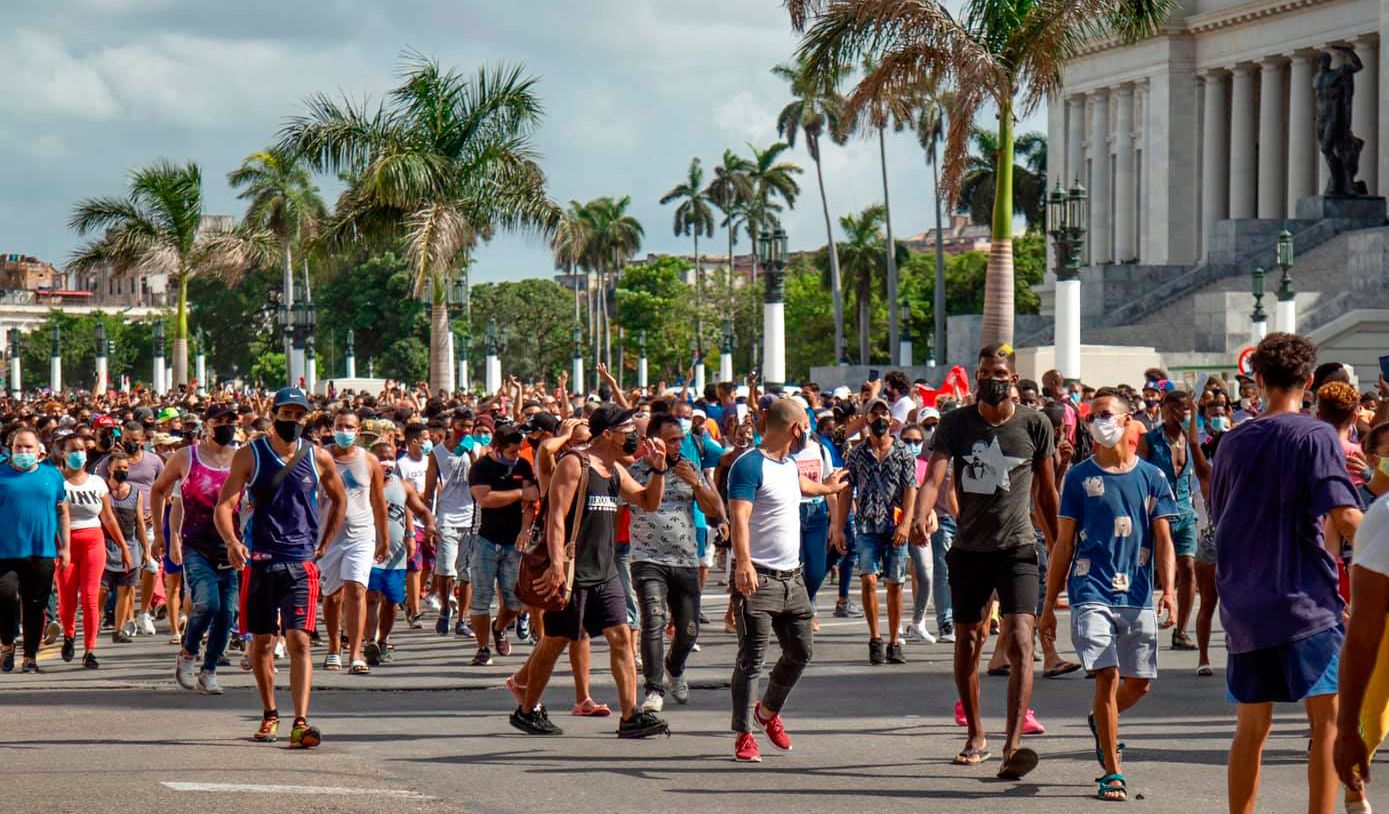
[1034,529,1050,615]
[616,544,637,627]
[0,556,56,658]
[909,514,955,628]
[181,549,240,672]
[730,569,814,733]
[632,561,701,695]
[825,520,856,602]
[799,501,830,602]
[468,536,523,614]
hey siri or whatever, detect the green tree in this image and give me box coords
[68,159,275,387]
[18,312,159,392]
[571,195,643,370]
[783,256,835,380]
[796,0,1172,346]
[188,262,279,382]
[614,255,725,380]
[659,156,716,350]
[956,127,1047,231]
[281,52,560,393]
[465,279,575,383]
[709,149,755,320]
[744,142,803,281]
[314,252,428,383]
[227,146,327,319]
[831,204,909,364]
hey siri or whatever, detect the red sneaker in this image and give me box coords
[754,701,792,751]
[954,699,967,726]
[734,732,762,762]
[1023,708,1046,735]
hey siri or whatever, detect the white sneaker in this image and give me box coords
[121,620,138,639]
[691,642,701,653]
[175,653,197,690]
[640,690,664,713]
[197,670,223,695]
[425,594,442,613]
[138,612,156,636]
[911,620,936,644]
[239,652,252,671]
[274,640,286,660]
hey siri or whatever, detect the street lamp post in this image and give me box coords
[95,322,109,394]
[758,226,789,391]
[448,275,468,394]
[693,334,706,396]
[345,328,357,379]
[1047,180,1089,380]
[719,317,734,382]
[153,319,166,394]
[304,301,318,394]
[1275,229,1296,334]
[898,301,912,368]
[289,299,307,388]
[194,327,207,395]
[49,323,62,394]
[8,328,21,397]
[484,317,501,393]
[637,330,648,391]
[1251,266,1269,343]
[572,324,584,395]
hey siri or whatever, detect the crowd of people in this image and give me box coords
[2,335,1389,811]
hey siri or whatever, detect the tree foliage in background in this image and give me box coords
[315,252,428,383]
[188,263,280,382]
[15,312,165,392]
[615,256,719,382]
[462,279,574,384]
[956,127,1047,231]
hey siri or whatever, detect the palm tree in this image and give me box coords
[796,0,1174,345]
[709,148,755,317]
[227,146,327,369]
[774,57,848,364]
[833,204,909,363]
[550,204,591,329]
[69,159,275,387]
[660,157,716,352]
[281,53,559,393]
[744,142,803,284]
[956,127,1047,230]
[913,87,951,365]
[574,196,643,370]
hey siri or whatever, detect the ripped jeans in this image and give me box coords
[631,561,702,697]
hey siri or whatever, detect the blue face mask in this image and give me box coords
[10,452,37,470]
[334,430,357,448]
[1209,416,1231,433]
[907,441,924,457]
[1069,392,1082,405]
[421,439,434,456]
[475,433,492,447]
[65,451,87,470]
[679,418,693,436]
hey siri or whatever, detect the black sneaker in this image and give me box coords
[1172,630,1197,651]
[61,636,75,663]
[1,647,13,673]
[939,622,956,643]
[229,637,245,652]
[83,652,100,669]
[510,705,564,735]
[868,638,885,665]
[492,621,511,657]
[21,659,39,673]
[698,612,711,624]
[471,647,493,666]
[617,710,671,739]
[364,641,381,666]
[436,613,452,636]
[886,642,907,664]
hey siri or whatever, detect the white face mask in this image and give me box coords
[1089,417,1126,449]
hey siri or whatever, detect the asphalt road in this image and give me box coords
[3,586,1382,814]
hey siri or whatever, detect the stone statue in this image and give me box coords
[1314,45,1367,197]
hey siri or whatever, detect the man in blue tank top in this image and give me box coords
[214,387,348,749]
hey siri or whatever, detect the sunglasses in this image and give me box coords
[1087,411,1128,422]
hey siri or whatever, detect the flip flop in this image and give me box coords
[952,747,991,766]
[349,660,369,675]
[1087,712,1126,769]
[322,654,342,671]
[986,666,1011,677]
[1043,661,1082,678]
[571,699,612,717]
[997,747,1040,780]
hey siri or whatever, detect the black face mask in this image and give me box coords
[977,378,1011,407]
[113,470,129,484]
[211,424,236,447]
[122,440,140,454]
[790,428,807,454]
[622,430,640,456]
[870,416,890,437]
[526,436,541,450]
[274,419,304,444]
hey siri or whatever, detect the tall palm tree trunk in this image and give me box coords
[880,127,900,365]
[693,232,702,358]
[429,299,453,393]
[932,149,947,366]
[981,104,1016,347]
[812,143,845,364]
[173,271,190,387]
[858,280,871,365]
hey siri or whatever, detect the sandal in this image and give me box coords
[986,665,1011,677]
[571,698,612,717]
[1096,773,1127,802]
[1043,661,1082,678]
[1087,712,1126,769]
[952,747,991,766]
[322,653,342,671]
[1196,663,1214,677]
[997,747,1040,780]
[349,660,369,675]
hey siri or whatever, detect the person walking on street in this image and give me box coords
[0,429,69,674]
[57,434,127,669]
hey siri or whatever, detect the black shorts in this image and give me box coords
[543,574,627,641]
[241,561,320,636]
[101,568,139,591]
[947,545,1040,625]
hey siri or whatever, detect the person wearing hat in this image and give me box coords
[94,420,165,637]
[213,386,349,748]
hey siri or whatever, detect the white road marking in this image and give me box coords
[161,782,429,799]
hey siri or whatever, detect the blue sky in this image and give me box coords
[0,0,1045,284]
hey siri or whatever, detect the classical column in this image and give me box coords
[8,329,21,397]
[95,323,109,394]
[1355,36,1379,194]
[763,265,787,390]
[344,329,356,379]
[1067,96,1086,185]
[719,320,734,382]
[1201,70,1230,257]
[637,331,649,390]
[49,324,61,394]
[1087,88,1111,264]
[1258,58,1288,218]
[1228,65,1258,218]
[1288,51,1318,208]
[1114,84,1137,261]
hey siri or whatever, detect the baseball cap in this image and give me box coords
[93,414,120,430]
[132,406,155,423]
[866,397,891,413]
[204,403,237,421]
[273,387,310,409]
[157,407,180,423]
[919,407,941,422]
[832,386,852,400]
[521,412,560,435]
[588,403,638,435]
[474,414,495,433]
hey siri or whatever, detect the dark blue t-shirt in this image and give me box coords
[0,463,67,559]
[1209,412,1360,654]
[1059,457,1178,609]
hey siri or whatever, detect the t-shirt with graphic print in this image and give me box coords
[627,459,699,568]
[843,439,917,535]
[568,463,622,588]
[1059,457,1179,609]
[65,474,109,531]
[930,404,1055,552]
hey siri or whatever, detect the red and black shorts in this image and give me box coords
[241,561,320,636]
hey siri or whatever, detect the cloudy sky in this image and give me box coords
[1,0,1044,284]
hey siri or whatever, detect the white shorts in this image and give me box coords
[435,526,476,581]
[1071,603,1158,679]
[318,536,375,596]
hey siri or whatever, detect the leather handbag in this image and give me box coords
[516,451,590,612]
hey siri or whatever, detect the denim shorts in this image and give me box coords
[856,530,907,583]
[435,526,475,581]
[1170,514,1199,559]
[468,536,523,614]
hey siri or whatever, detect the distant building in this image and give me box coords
[69,214,234,308]
[0,254,62,291]
[901,214,997,256]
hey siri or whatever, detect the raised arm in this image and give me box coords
[597,363,629,409]
[617,438,668,512]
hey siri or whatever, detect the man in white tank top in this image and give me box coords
[395,424,432,625]
[318,411,388,674]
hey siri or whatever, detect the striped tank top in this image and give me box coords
[246,437,321,563]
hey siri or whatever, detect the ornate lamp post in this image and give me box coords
[95,321,109,393]
[276,293,293,388]
[572,324,584,396]
[344,328,357,379]
[637,330,649,391]
[758,225,789,391]
[1251,266,1269,343]
[8,328,21,397]
[899,300,913,367]
[303,301,318,393]
[194,327,207,394]
[49,323,61,394]
[719,317,734,382]
[449,275,468,393]
[153,318,166,394]
[484,317,501,393]
[692,332,706,396]
[1047,179,1089,380]
[289,298,307,388]
[1275,228,1296,334]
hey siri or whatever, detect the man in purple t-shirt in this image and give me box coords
[1208,333,1363,814]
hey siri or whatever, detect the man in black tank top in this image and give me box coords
[509,404,671,739]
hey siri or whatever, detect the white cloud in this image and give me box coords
[0,30,122,121]
[715,90,780,142]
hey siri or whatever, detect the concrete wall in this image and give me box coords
[1308,309,1389,386]
[1079,264,1192,324]
[807,364,951,391]
[1016,344,1170,386]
